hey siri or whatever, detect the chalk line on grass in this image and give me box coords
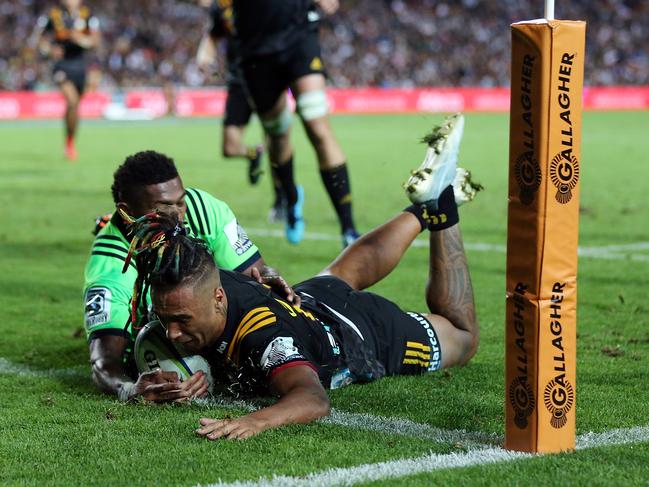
[203,424,649,487]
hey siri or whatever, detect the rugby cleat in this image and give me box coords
[285,185,305,244]
[268,195,286,224]
[405,113,464,208]
[65,140,77,161]
[452,167,483,206]
[248,145,264,185]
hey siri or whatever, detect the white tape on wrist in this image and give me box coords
[118,381,135,402]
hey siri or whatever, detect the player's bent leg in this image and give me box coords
[260,94,305,243]
[320,211,421,291]
[222,125,248,158]
[425,225,479,366]
[260,94,293,166]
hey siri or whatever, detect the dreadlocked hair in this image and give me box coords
[120,210,216,331]
[111,151,179,205]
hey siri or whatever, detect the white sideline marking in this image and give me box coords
[247,227,649,261]
[203,425,649,487]
[0,357,86,378]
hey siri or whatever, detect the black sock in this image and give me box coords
[404,185,458,232]
[272,155,298,207]
[320,163,355,233]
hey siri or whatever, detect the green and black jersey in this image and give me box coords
[83,188,260,341]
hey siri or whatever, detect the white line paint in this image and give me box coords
[205,447,533,487]
[576,424,649,449]
[322,410,501,448]
[246,228,649,262]
[203,425,649,487]
[0,357,86,378]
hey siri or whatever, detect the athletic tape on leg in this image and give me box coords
[296,90,328,121]
[262,105,293,135]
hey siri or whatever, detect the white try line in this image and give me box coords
[202,425,649,487]
[247,227,649,262]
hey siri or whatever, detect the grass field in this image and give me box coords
[1,112,648,486]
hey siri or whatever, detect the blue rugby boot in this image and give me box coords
[285,185,305,244]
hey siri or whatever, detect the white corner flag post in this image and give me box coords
[505,1,586,453]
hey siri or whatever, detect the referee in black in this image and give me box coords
[232,0,360,247]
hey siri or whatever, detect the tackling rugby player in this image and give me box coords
[84,150,296,402]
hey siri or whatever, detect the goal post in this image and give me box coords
[505,12,586,453]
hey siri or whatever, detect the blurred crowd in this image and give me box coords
[1,0,647,91]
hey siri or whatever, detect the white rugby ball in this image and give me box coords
[134,320,213,392]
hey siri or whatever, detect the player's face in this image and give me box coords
[127,177,188,222]
[153,281,227,353]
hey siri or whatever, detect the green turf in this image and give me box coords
[0,112,648,486]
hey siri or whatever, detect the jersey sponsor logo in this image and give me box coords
[224,219,253,256]
[260,337,304,373]
[84,287,111,329]
[407,312,442,371]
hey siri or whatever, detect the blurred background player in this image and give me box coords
[232,0,360,246]
[31,0,100,161]
[196,0,269,194]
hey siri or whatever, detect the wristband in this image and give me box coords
[118,381,135,402]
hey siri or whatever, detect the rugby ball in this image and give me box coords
[134,320,214,392]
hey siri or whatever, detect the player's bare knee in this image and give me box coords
[222,140,237,158]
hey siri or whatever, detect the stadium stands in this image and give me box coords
[1,0,647,90]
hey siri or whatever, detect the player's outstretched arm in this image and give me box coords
[196,365,330,440]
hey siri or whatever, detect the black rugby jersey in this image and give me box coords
[232,0,319,58]
[40,5,98,60]
[208,271,346,394]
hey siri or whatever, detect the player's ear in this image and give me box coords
[213,286,226,311]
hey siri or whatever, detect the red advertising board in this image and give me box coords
[0,87,647,119]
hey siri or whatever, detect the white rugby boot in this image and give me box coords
[452,167,483,207]
[404,113,465,208]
